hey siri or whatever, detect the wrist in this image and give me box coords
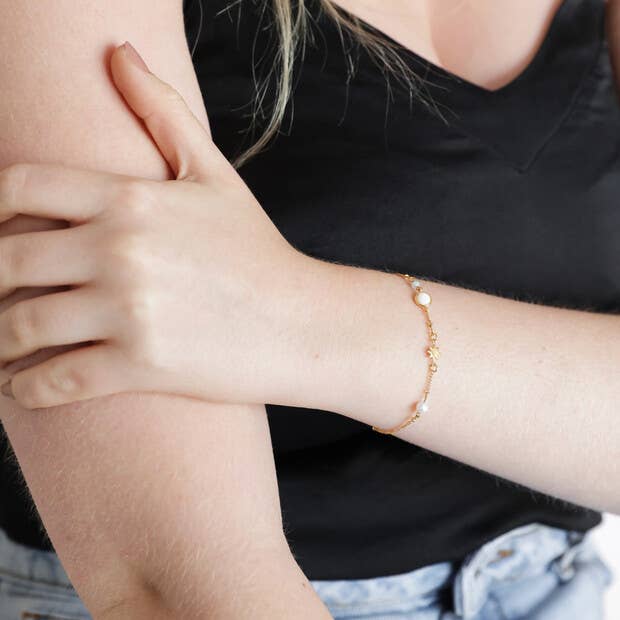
[279,256,429,425]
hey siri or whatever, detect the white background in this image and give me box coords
[592,513,620,618]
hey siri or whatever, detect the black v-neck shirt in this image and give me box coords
[1,0,617,580]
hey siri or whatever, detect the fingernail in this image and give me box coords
[1,381,14,400]
[122,41,150,73]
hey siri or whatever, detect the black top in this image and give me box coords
[1,0,616,580]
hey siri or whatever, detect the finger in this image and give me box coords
[0,289,111,364]
[0,227,96,297]
[0,162,139,224]
[5,343,136,410]
[110,41,224,182]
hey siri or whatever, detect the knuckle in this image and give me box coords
[0,163,28,207]
[26,366,84,409]
[18,390,41,410]
[115,179,154,217]
[143,84,186,127]
[122,290,160,364]
[122,287,156,326]
[0,243,11,290]
[160,82,186,107]
[108,230,152,276]
[6,301,37,348]
[0,240,26,289]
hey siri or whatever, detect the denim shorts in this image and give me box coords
[0,522,613,619]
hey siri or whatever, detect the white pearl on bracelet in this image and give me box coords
[411,279,422,288]
[414,291,431,306]
[416,401,429,413]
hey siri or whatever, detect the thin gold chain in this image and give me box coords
[372,273,440,435]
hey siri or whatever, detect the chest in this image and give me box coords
[199,0,620,312]
[329,0,566,91]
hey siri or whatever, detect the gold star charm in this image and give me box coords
[426,345,440,361]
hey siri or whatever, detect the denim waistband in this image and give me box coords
[0,522,606,619]
[310,522,599,618]
[452,522,588,618]
[0,529,73,589]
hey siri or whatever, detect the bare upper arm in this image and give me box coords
[0,0,210,176]
[0,2,288,616]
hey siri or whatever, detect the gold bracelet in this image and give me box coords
[372,273,440,435]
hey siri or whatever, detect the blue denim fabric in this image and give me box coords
[310,523,613,619]
[0,528,88,620]
[0,522,613,619]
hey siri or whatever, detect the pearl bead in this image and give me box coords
[416,401,429,413]
[411,279,421,289]
[415,291,431,306]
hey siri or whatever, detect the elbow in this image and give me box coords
[88,575,223,620]
[92,586,172,620]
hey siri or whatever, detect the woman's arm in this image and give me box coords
[280,2,620,516]
[0,3,329,618]
[286,259,620,514]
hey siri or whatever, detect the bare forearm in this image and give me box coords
[286,257,619,514]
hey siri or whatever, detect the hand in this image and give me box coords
[0,41,311,409]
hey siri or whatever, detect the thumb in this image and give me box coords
[110,41,216,181]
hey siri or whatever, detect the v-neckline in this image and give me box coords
[327,0,572,96]
[317,0,605,172]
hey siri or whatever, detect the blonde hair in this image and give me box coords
[230,0,428,168]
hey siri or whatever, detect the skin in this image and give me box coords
[0,0,619,617]
[1,0,618,514]
[0,4,329,619]
[0,52,309,410]
[331,0,566,91]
